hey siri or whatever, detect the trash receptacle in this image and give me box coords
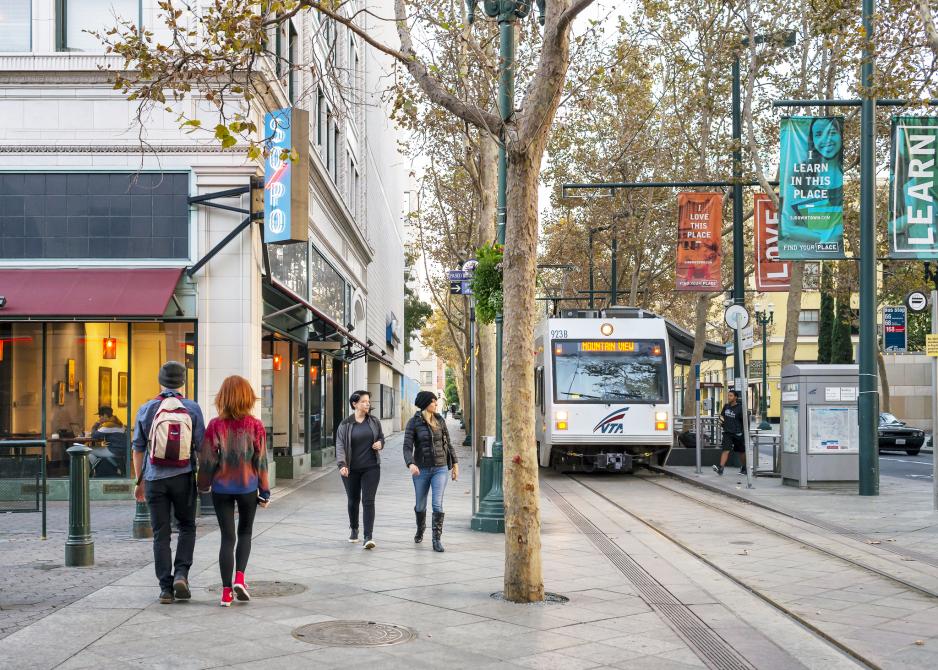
[780,364,859,489]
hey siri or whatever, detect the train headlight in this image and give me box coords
[555,421,568,431]
[600,322,614,336]
[655,411,668,421]
[655,411,668,431]
[555,410,568,421]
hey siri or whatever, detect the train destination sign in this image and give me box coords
[579,341,636,352]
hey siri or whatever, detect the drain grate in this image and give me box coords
[292,620,417,647]
[207,580,306,597]
[545,484,754,670]
[490,591,569,603]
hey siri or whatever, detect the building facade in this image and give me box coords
[0,1,406,498]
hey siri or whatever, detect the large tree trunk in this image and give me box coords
[781,262,805,368]
[682,294,711,430]
[476,134,498,460]
[502,152,547,604]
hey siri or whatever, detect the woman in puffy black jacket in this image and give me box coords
[402,391,458,552]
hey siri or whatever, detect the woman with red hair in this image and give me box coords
[198,375,270,607]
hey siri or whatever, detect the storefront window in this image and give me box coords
[269,241,308,299]
[0,321,195,480]
[0,323,43,438]
[310,247,347,324]
[309,353,322,451]
[291,346,307,454]
[45,322,129,478]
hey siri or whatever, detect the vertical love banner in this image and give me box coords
[778,116,846,259]
[676,192,722,291]
[754,194,791,291]
[888,116,938,258]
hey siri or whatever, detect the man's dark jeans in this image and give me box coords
[146,472,196,591]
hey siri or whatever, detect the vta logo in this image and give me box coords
[593,407,629,434]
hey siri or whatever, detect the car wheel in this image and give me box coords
[907,448,921,456]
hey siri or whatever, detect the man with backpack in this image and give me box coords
[132,361,205,604]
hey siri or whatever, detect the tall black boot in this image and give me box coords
[414,510,427,543]
[432,512,445,553]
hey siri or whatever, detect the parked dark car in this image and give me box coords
[878,413,925,456]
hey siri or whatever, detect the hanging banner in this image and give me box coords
[676,192,722,291]
[889,116,938,258]
[754,193,790,291]
[264,107,309,245]
[778,116,845,259]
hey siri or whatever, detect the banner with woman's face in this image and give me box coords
[778,116,846,260]
[889,116,938,258]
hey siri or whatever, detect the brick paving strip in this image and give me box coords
[0,469,323,641]
[0,425,860,670]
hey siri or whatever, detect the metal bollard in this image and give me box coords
[132,498,153,538]
[199,490,214,517]
[65,445,94,566]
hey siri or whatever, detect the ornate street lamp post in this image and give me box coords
[468,0,545,532]
[754,303,774,431]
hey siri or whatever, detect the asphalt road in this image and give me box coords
[879,451,934,481]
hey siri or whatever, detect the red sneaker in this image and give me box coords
[233,572,250,601]
[220,587,233,607]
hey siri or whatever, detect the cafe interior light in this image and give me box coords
[272,354,282,371]
[103,324,117,359]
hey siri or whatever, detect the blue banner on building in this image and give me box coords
[263,107,309,245]
[883,305,907,353]
[778,116,846,259]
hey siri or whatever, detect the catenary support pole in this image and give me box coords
[731,55,745,381]
[858,0,879,496]
[931,291,938,510]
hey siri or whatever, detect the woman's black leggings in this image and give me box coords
[342,467,380,537]
[212,492,258,587]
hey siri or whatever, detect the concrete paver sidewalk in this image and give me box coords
[661,461,938,565]
[0,423,856,670]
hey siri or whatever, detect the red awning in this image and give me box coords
[0,268,184,317]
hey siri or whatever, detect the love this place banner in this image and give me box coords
[778,116,846,259]
[889,117,938,258]
[675,192,722,291]
[753,194,790,291]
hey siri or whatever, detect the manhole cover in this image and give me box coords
[292,620,416,647]
[207,580,306,597]
[490,591,569,604]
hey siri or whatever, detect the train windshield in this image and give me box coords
[552,339,668,404]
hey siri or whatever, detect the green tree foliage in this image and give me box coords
[471,243,504,325]
[817,264,834,364]
[444,368,459,408]
[404,284,432,361]
[831,299,854,364]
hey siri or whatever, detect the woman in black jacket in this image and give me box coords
[335,390,385,549]
[403,391,458,552]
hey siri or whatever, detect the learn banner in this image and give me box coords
[889,116,938,258]
[778,116,845,259]
[676,192,722,291]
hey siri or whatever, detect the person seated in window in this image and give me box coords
[89,406,127,477]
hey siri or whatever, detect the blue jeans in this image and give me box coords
[413,466,449,514]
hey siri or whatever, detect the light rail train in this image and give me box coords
[535,307,725,473]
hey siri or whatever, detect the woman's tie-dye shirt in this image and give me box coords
[198,415,270,497]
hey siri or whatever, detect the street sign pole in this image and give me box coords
[932,292,937,511]
[695,363,702,475]
[736,325,754,490]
